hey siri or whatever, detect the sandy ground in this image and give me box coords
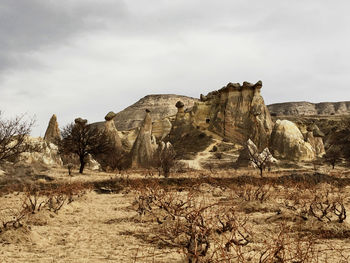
[2,167,350,262]
[1,189,183,263]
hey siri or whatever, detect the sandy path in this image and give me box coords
[180,140,218,170]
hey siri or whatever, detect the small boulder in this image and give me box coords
[74,118,88,126]
[175,101,185,109]
[105,111,117,121]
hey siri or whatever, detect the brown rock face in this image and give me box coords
[192,81,273,150]
[130,110,157,168]
[44,114,61,144]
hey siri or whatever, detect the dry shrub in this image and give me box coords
[234,184,273,203]
[134,184,253,263]
[280,184,347,224]
[258,223,320,263]
[0,182,89,235]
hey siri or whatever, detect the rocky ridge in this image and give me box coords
[268,101,350,116]
[114,94,198,131]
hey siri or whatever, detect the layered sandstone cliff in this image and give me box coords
[191,81,273,150]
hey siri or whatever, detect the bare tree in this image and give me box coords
[0,111,35,163]
[323,146,342,169]
[97,147,128,172]
[245,141,274,177]
[59,120,112,174]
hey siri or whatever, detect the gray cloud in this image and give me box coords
[0,0,126,72]
[0,0,349,135]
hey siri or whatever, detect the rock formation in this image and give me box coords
[75,117,88,126]
[237,139,277,168]
[130,110,157,168]
[305,124,326,157]
[192,81,273,150]
[19,136,63,167]
[171,100,193,134]
[152,118,172,141]
[85,154,102,171]
[167,100,213,159]
[268,101,350,116]
[236,139,260,167]
[269,120,315,161]
[44,114,60,144]
[104,111,122,151]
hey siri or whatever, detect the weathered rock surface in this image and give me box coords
[103,111,122,151]
[167,100,213,160]
[268,101,350,116]
[270,120,315,161]
[119,129,139,152]
[306,132,326,158]
[19,136,63,167]
[114,94,198,131]
[85,154,102,171]
[152,118,172,141]
[75,118,88,126]
[44,114,60,144]
[236,139,277,167]
[130,110,157,168]
[192,81,273,150]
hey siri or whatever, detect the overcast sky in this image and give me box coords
[1,0,350,136]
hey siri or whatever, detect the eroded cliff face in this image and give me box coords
[192,81,273,150]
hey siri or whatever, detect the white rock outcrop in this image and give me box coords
[269,120,315,161]
[19,136,63,166]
